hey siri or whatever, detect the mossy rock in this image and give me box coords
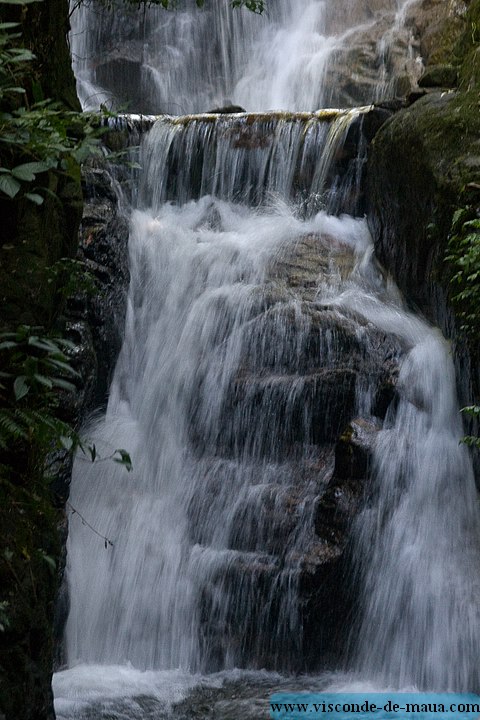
[367,90,480,309]
[457,0,480,89]
[418,64,458,88]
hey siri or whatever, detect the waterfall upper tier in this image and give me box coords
[70,0,432,114]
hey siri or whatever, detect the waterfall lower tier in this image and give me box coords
[65,201,395,673]
[63,191,480,694]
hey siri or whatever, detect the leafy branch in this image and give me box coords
[445,204,480,450]
[0,325,132,473]
[445,205,480,340]
[0,8,105,204]
[460,405,480,450]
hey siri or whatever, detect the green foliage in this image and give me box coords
[460,405,480,450]
[0,12,104,204]
[0,325,130,638]
[0,324,132,472]
[45,256,98,301]
[0,326,78,450]
[445,205,480,339]
[231,0,264,11]
[445,207,480,449]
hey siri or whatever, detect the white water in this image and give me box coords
[70,0,422,113]
[138,109,369,214]
[57,1,480,717]
[57,182,480,716]
[58,176,480,716]
[65,196,371,670]
[323,288,480,691]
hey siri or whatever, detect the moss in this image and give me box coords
[368,87,480,285]
[427,14,467,67]
[418,65,458,88]
[457,0,480,89]
[366,0,480,404]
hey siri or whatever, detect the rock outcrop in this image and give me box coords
[366,0,480,464]
[184,225,404,670]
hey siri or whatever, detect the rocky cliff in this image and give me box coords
[367,0,480,432]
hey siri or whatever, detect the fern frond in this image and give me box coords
[0,410,29,441]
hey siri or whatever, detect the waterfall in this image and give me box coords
[69,0,422,113]
[55,1,480,717]
[138,109,369,213]
[64,113,380,674]
[322,288,480,691]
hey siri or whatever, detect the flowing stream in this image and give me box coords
[55,1,480,718]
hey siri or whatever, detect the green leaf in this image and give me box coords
[0,340,16,350]
[451,208,468,229]
[10,162,51,188]
[44,358,78,375]
[463,219,480,231]
[13,375,29,400]
[60,435,73,451]
[28,337,59,352]
[37,550,56,572]
[0,173,21,198]
[11,163,36,181]
[24,192,44,205]
[113,449,132,472]
[461,405,480,417]
[33,374,53,388]
[8,50,35,63]
[50,377,76,392]
[55,338,77,351]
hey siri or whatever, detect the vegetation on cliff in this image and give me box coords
[367,0,480,419]
[0,2,86,717]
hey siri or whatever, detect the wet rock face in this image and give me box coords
[322,0,467,106]
[302,416,381,665]
[418,64,458,88]
[65,163,130,412]
[365,1,480,476]
[367,90,480,313]
[184,230,403,670]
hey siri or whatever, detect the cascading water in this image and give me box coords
[321,288,480,691]
[70,0,423,113]
[62,110,382,677]
[55,1,480,718]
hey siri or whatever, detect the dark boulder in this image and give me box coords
[418,64,458,88]
[65,163,130,410]
[207,104,246,114]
